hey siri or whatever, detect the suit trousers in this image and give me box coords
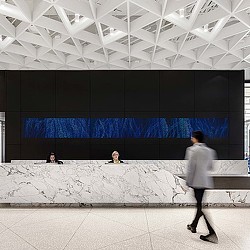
[191,188,215,234]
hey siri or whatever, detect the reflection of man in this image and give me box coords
[185,131,218,243]
[246,153,250,174]
[245,152,249,160]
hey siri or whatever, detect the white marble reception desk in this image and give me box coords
[1,161,249,206]
[10,160,248,175]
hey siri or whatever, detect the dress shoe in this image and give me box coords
[187,224,196,233]
[200,233,218,244]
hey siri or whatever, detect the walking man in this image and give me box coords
[185,130,218,243]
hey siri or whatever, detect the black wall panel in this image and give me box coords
[5,112,21,144]
[160,144,189,160]
[91,71,124,112]
[0,71,6,111]
[159,112,195,121]
[6,71,20,112]
[55,111,89,118]
[229,145,244,159]
[5,144,20,162]
[195,71,229,112]
[124,142,159,160]
[228,71,244,112]
[90,143,124,160]
[90,111,124,118]
[0,70,244,161]
[160,71,194,112]
[56,71,90,112]
[125,71,159,112]
[21,139,56,160]
[124,111,159,118]
[56,139,90,160]
[21,71,55,111]
[229,112,244,145]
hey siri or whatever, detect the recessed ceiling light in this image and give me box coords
[75,14,80,23]
[180,9,184,18]
[54,34,61,40]
[0,35,2,41]
[204,24,208,32]
[110,27,115,35]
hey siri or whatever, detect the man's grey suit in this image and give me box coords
[185,143,216,189]
[185,142,217,237]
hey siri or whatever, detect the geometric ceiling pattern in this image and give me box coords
[0,0,250,70]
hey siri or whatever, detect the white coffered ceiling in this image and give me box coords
[0,0,250,70]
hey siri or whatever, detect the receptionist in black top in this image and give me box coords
[46,152,63,164]
[108,151,124,164]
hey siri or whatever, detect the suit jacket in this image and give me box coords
[108,160,124,163]
[46,160,63,164]
[185,143,216,189]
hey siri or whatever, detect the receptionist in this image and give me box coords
[108,151,124,164]
[46,152,63,164]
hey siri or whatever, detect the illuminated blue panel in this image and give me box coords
[23,118,228,138]
[159,118,229,138]
[23,118,91,138]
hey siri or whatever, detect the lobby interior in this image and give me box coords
[0,0,250,249]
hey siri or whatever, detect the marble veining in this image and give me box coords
[0,163,249,205]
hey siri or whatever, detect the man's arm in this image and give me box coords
[186,148,197,187]
[208,148,217,171]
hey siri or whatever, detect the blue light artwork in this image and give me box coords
[23,117,228,139]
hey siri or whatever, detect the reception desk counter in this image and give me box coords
[10,160,248,175]
[0,160,249,206]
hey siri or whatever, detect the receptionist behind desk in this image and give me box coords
[108,151,124,164]
[46,152,63,164]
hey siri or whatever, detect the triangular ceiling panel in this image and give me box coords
[0,0,249,70]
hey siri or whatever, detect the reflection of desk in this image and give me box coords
[0,162,250,206]
[179,175,250,189]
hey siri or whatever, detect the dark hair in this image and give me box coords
[46,152,58,163]
[192,130,204,143]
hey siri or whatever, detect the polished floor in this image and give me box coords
[0,207,249,250]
